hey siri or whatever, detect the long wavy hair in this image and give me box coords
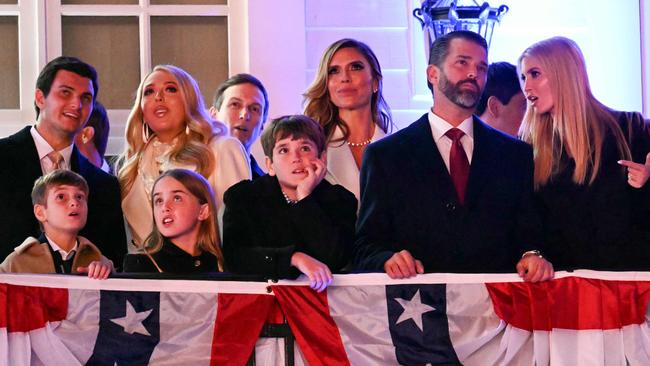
[303,38,392,144]
[116,65,227,195]
[144,169,223,271]
[518,37,630,188]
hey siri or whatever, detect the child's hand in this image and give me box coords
[290,251,333,292]
[296,158,326,201]
[77,261,113,280]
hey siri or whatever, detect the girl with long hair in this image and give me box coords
[123,169,223,273]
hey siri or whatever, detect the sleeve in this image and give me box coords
[512,143,544,256]
[287,185,357,272]
[352,144,397,271]
[210,137,252,210]
[222,182,295,279]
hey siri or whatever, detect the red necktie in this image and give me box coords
[445,128,469,205]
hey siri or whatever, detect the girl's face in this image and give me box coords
[141,70,186,143]
[152,176,208,247]
[520,56,554,115]
[326,47,378,112]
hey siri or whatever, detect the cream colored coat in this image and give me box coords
[325,125,387,202]
[0,236,110,274]
[122,135,251,252]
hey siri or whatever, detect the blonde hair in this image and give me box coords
[144,169,223,271]
[116,65,227,194]
[303,38,392,144]
[518,37,630,188]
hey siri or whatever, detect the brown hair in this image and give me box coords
[303,38,392,144]
[32,169,89,206]
[261,115,326,161]
[143,169,223,271]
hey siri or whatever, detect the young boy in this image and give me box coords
[222,115,357,291]
[0,170,113,278]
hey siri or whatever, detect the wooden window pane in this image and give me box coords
[151,16,228,108]
[151,0,226,4]
[62,16,140,109]
[62,0,138,4]
[0,16,19,109]
[0,0,17,4]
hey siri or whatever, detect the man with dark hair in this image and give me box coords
[210,73,269,179]
[75,101,111,172]
[354,31,553,281]
[0,56,126,267]
[475,62,527,136]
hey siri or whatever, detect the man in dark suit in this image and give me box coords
[354,31,553,282]
[210,73,269,179]
[0,56,126,267]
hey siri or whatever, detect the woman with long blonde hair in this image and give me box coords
[304,38,392,201]
[518,36,650,270]
[117,65,250,252]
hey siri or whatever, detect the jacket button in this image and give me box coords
[264,255,273,262]
[446,202,456,212]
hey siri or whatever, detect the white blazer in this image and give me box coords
[325,125,386,202]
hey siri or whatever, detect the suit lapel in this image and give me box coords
[402,115,458,207]
[464,117,497,208]
[13,127,43,182]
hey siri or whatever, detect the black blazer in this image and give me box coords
[535,111,650,270]
[354,114,541,273]
[222,174,357,279]
[0,126,126,266]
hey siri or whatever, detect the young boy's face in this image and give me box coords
[34,184,88,234]
[265,135,324,193]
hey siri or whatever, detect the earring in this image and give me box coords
[185,124,190,136]
[81,135,88,144]
[142,122,151,143]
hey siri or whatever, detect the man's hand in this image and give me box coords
[291,251,333,292]
[618,152,650,188]
[516,254,554,283]
[296,158,327,201]
[384,250,424,279]
[77,260,113,280]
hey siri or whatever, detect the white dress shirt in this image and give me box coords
[427,110,474,172]
[46,234,78,261]
[30,126,73,174]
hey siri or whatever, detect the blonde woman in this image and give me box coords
[117,65,250,252]
[304,38,392,201]
[519,37,650,270]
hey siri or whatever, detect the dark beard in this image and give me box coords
[439,71,481,109]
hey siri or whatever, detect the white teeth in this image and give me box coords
[64,112,78,118]
[163,218,173,224]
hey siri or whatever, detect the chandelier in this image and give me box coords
[413,0,508,56]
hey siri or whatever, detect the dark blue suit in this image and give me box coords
[354,114,541,273]
[0,126,126,267]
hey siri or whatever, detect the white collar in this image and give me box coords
[427,110,474,142]
[30,125,74,164]
[45,234,79,261]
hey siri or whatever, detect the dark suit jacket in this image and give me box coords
[535,111,650,270]
[222,174,357,279]
[0,126,126,267]
[354,114,541,273]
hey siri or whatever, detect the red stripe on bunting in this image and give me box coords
[272,286,350,366]
[486,277,650,331]
[210,293,275,366]
[1,284,68,332]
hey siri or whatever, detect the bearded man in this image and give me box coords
[353,31,554,282]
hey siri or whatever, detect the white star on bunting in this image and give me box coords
[394,289,436,332]
[110,299,153,336]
